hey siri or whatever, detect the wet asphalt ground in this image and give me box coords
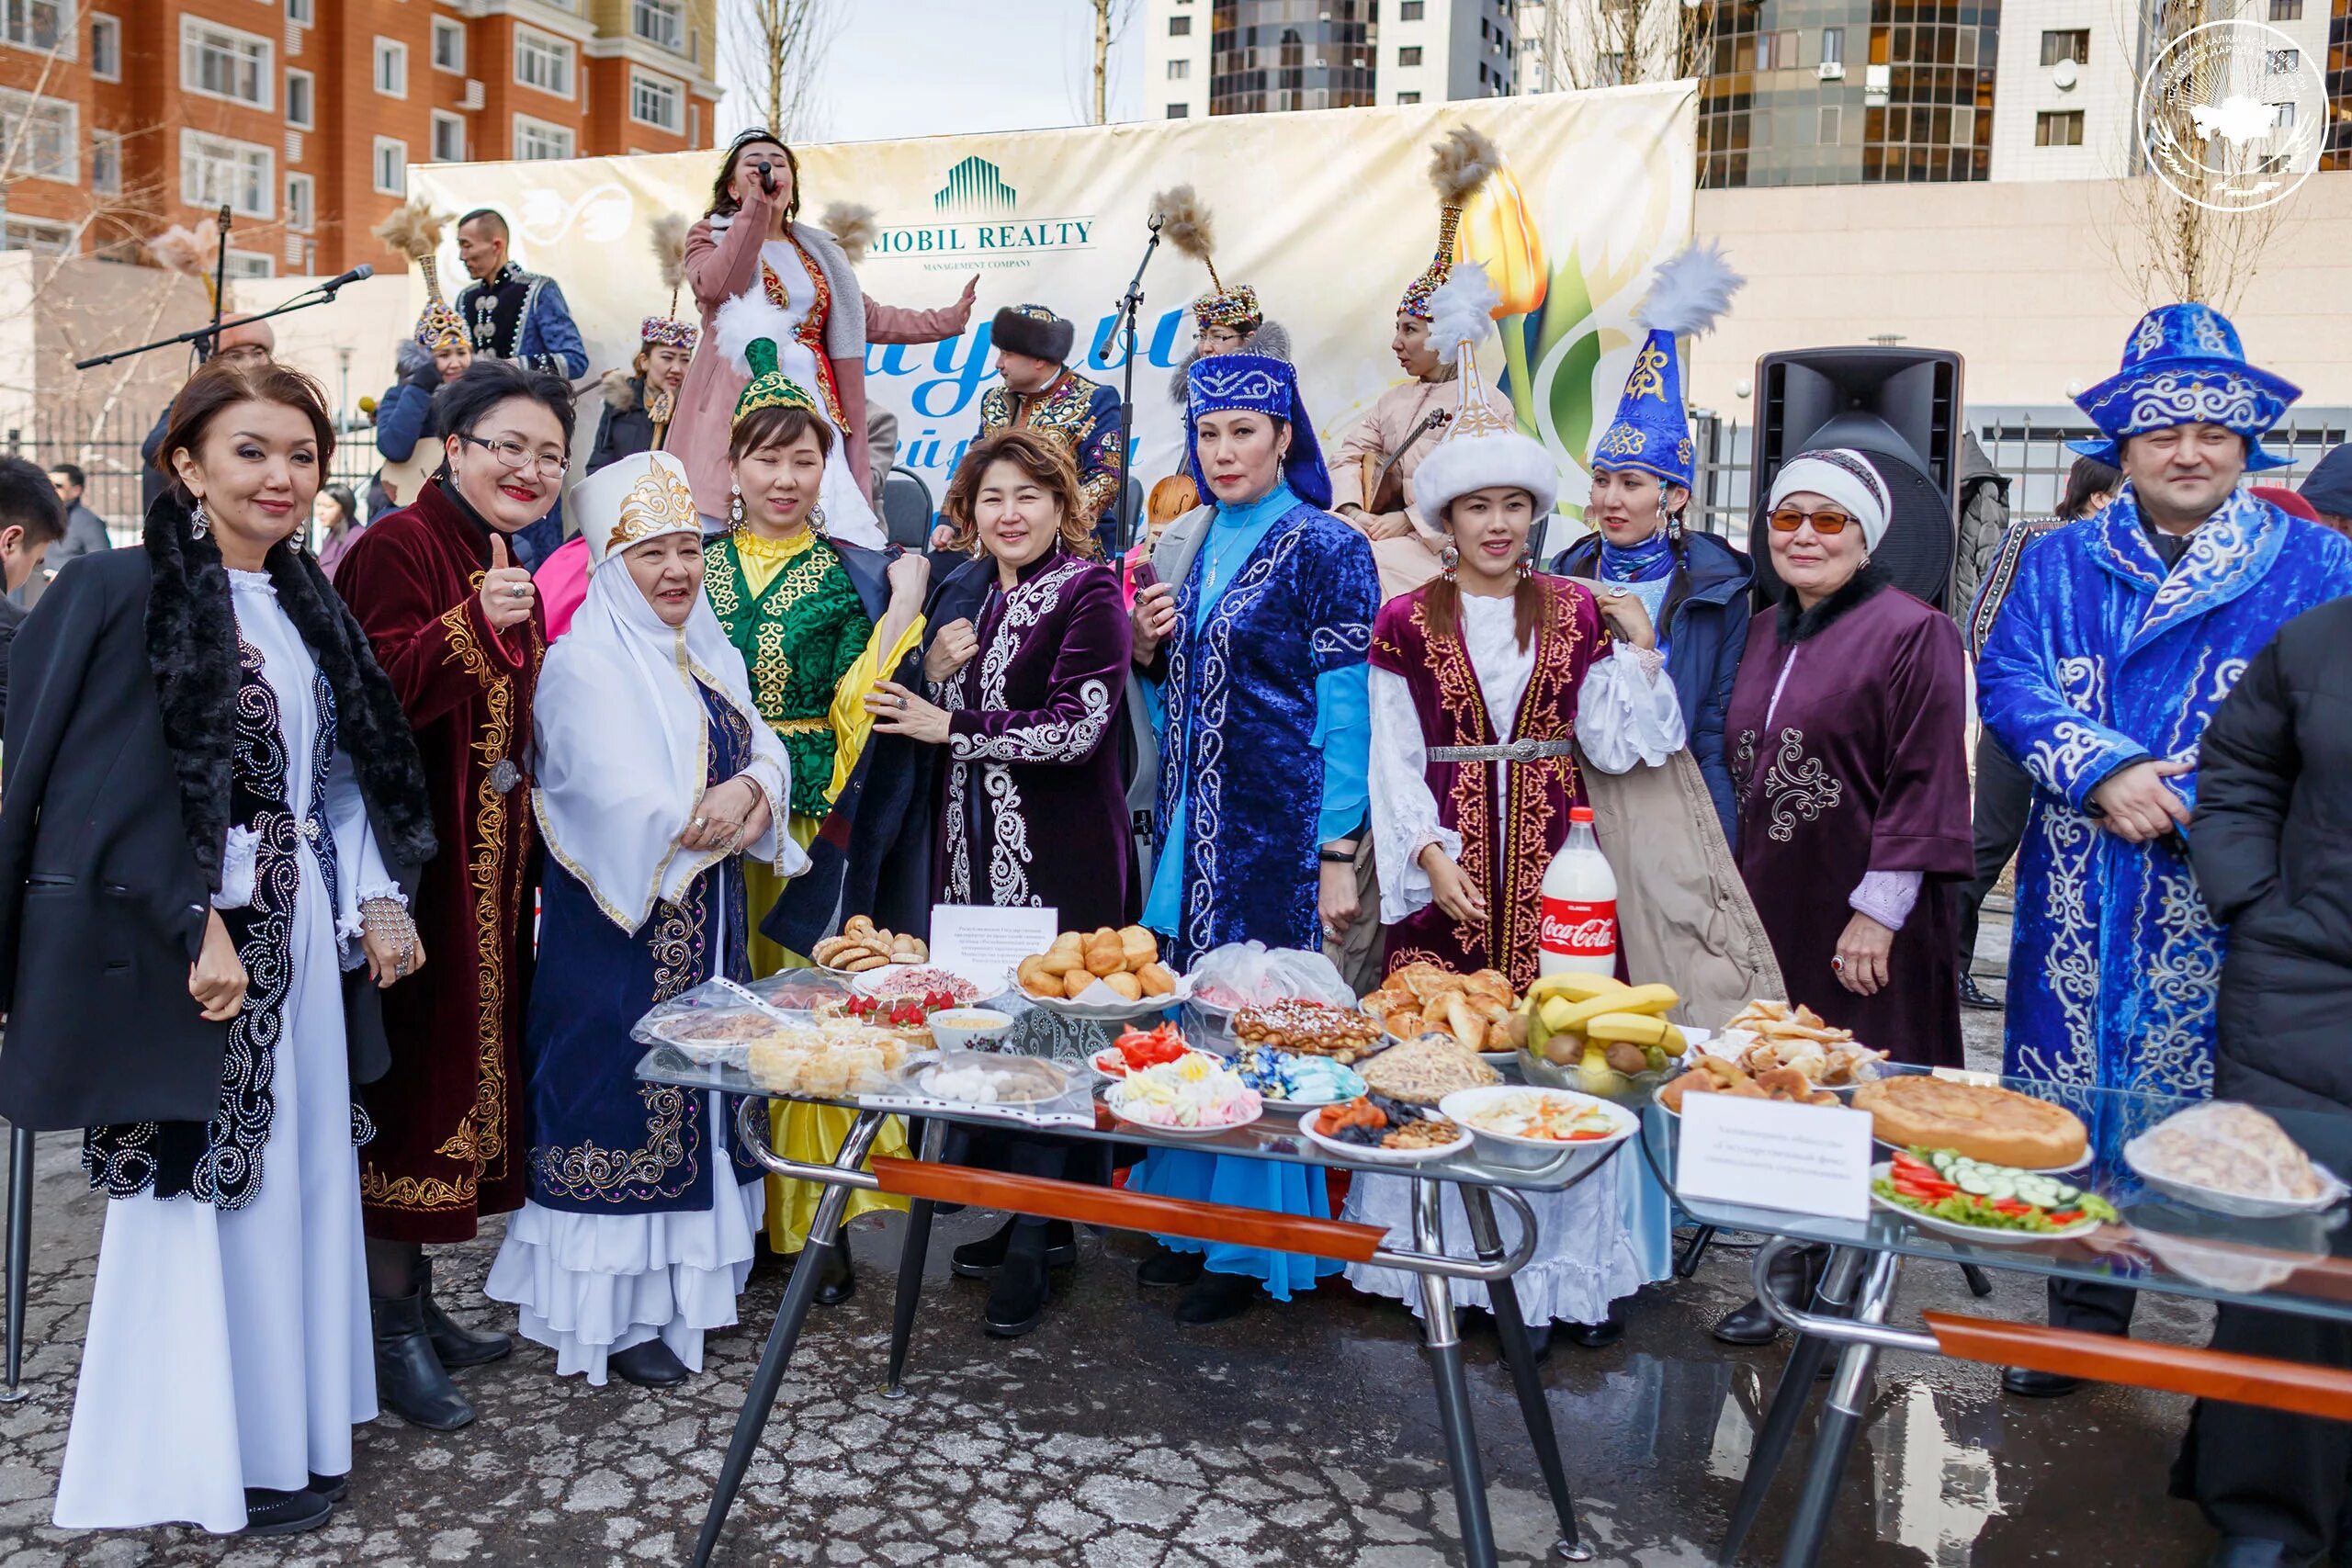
[0,909,2230,1566]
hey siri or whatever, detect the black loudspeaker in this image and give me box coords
[1747,347,1966,610]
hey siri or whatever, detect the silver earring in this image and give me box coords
[1517,543,1535,581]
[1439,542,1459,581]
[810,504,829,537]
[728,480,743,529]
[188,498,209,540]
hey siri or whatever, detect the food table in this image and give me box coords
[1638,1068,2352,1568]
[637,994,1628,1568]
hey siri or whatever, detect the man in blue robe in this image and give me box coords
[1978,303,2352,1390]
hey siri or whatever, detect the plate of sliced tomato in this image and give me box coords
[1089,1021,1210,1080]
[1871,1151,2115,1245]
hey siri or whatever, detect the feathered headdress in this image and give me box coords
[714,294,822,427]
[1399,126,1500,321]
[639,212,697,352]
[373,199,468,354]
[1409,261,1555,521]
[819,201,878,265]
[149,221,222,310]
[1589,240,1745,491]
[1153,184,1261,337]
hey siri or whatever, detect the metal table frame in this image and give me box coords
[685,1096,1618,1568]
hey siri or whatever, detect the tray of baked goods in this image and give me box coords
[1012,924,1191,1020]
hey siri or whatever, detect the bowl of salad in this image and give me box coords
[1871,1149,2116,1245]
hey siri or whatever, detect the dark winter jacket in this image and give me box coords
[2193,596,2352,1113]
[1949,433,2012,627]
[588,372,656,474]
[1548,527,1754,847]
[375,340,439,465]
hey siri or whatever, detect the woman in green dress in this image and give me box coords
[707,295,928,1298]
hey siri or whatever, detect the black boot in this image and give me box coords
[2001,1367,2086,1398]
[1564,1307,1624,1348]
[1959,974,2003,1010]
[984,1232,1051,1337]
[307,1473,348,1504]
[816,1225,856,1306]
[420,1258,511,1369]
[1174,1269,1258,1325]
[953,1218,1078,1278]
[371,1288,475,1430]
[1137,1245,1204,1288]
[609,1337,691,1389]
[241,1487,332,1536]
[1714,1244,1826,1347]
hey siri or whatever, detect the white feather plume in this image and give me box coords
[1637,240,1743,337]
[1427,261,1498,367]
[713,292,797,376]
[818,201,877,264]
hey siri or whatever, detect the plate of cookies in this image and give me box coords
[1013,925,1191,1021]
[811,916,930,976]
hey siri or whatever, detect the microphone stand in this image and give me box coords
[1108,216,1161,555]
[74,276,364,372]
[201,204,232,359]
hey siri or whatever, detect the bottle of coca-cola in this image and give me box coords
[1538,806,1617,976]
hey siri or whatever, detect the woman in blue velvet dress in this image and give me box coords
[1126,352,1380,1325]
[485,452,805,1388]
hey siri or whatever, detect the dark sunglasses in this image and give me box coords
[1768,506,1858,536]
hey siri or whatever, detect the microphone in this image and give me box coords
[755,159,778,197]
[321,263,375,292]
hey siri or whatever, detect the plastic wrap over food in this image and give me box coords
[2127,1100,2349,1215]
[1184,942,1355,1010]
[631,976,796,1066]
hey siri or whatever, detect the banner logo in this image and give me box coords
[935,157,1017,216]
[2136,20,2324,213]
[871,157,1094,263]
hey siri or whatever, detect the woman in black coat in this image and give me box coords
[0,358,435,1539]
[2180,593,2352,1568]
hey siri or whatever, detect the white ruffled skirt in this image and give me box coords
[485,1092,764,1385]
[1340,1156,1646,1326]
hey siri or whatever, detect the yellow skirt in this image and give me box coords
[745,830,910,1253]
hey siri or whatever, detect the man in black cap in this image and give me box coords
[944,304,1121,556]
[2300,442,2352,538]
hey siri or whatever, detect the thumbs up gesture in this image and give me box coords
[480,532,537,631]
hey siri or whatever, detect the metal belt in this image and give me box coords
[1428,738,1577,764]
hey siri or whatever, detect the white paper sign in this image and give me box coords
[927,903,1059,988]
[1677,1092,1874,1223]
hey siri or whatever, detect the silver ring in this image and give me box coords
[1608,586,1629,599]
[510,582,529,599]
[691,815,708,832]
[1830,955,1846,972]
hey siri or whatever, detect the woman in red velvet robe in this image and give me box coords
[334,360,574,1430]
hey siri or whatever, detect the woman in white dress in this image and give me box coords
[0,358,437,1536]
[485,451,806,1387]
[1338,267,1685,1354]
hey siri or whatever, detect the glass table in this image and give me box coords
[1639,1068,2352,1568]
[640,1003,1632,1568]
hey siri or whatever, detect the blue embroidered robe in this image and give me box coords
[1979,491,2352,1097]
[522,684,761,1215]
[1150,496,1380,965]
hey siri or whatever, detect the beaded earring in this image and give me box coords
[810,504,830,537]
[1439,542,1459,581]
[189,498,209,540]
[728,479,743,529]
[1518,543,1535,581]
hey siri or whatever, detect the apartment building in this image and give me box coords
[1143,0,1519,120]
[0,0,721,279]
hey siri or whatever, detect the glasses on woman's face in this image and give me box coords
[458,433,566,480]
[1768,506,1857,536]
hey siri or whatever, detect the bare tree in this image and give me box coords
[1080,0,1139,124]
[1532,0,1715,93]
[724,0,846,141]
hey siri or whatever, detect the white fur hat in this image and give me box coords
[1766,448,1892,553]
[1409,261,1558,523]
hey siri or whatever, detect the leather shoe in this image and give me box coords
[371,1289,474,1430]
[2002,1366,2085,1398]
[420,1258,512,1369]
[1959,975,2003,1010]
[2206,1539,2290,1568]
[1565,1309,1624,1348]
[983,1247,1050,1337]
[242,1487,332,1536]
[307,1473,348,1505]
[1174,1269,1258,1325]
[953,1218,1078,1279]
[816,1230,856,1306]
[1714,1243,1826,1346]
[610,1338,691,1388]
[1137,1245,1205,1288]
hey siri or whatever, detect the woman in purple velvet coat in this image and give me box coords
[866,427,1132,1338]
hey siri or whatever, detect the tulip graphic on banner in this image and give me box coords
[1455,159,1547,438]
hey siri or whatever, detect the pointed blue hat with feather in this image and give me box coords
[1589,241,1744,491]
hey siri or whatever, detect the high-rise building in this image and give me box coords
[0,0,723,278]
[1143,0,1520,119]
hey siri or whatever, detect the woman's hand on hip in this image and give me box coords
[189,909,249,1021]
[1833,910,1894,997]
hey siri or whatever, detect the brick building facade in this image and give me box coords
[0,0,721,279]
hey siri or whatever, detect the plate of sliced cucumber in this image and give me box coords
[1871,1153,2115,1245]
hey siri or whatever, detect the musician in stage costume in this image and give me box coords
[485,452,804,1389]
[334,360,575,1432]
[1332,127,1518,603]
[369,201,474,513]
[703,306,928,1298]
[1125,351,1379,1324]
[955,305,1124,558]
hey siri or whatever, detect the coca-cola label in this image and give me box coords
[1540,897,1617,956]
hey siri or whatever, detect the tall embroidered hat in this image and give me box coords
[1184,352,1332,510]
[713,294,824,427]
[1153,184,1262,337]
[1590,241,1744,491]
[2070,303,2298,471]
[639,212,699,354]
[1409,262,1555,521]
[571,450,703,569]
[372,198,468,355]
[1398,126,1500,322]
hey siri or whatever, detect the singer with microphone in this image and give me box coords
[666,128,978,544]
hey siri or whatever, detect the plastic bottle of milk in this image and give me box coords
[1538,806,1618,976]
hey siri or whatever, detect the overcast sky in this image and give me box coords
[718,1,1148,146]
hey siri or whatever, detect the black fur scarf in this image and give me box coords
[1775,560,1889,647]
[143,489,438,890]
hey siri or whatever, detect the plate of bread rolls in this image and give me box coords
[1014,925,1190,1020]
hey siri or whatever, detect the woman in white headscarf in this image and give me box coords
[484,451,807,1388]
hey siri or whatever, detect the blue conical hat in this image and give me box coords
[1590,242,1743,491]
